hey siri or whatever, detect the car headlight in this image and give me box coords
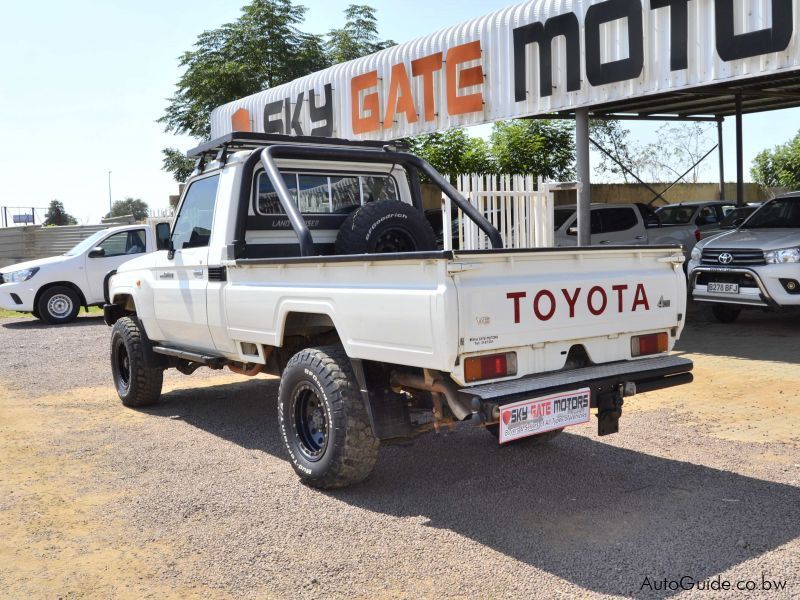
[764,247,800,264]
[690,246,702,261]
[2,267,39,283]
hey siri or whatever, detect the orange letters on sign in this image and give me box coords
[383,63,418,128]
[411,52,443,122]
[231,108,252,132]
[351,70,381,134]
[445,41,484,115]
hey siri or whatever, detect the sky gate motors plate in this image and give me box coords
[499,388,591,444]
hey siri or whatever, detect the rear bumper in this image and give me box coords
[462,354,693,407]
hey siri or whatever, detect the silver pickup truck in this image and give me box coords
[688,193,800,322]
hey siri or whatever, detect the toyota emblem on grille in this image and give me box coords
[718,252,734,265]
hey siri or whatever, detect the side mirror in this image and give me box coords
[88,247,105,258]
[732,217,745,227]
[155,222,171,250]
[567,226,578,236]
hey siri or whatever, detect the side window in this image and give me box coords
[98,230,146,257]
[598,208,638,233]
[330,176,362,213]
[591,211,603,235]
[257,173,298,214]
[362,176,398,203]
[697,206,718,225]
[172,175,219,250]
[298,175,330,213]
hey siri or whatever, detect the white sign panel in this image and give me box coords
[211,0,800,140]
[498,387,591,443]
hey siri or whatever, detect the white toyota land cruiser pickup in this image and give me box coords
[104,133,693,489]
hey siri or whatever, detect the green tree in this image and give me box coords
[590,120,641,183]
[751,130,800,189]
[159,0,329,140]
[490,119,575,179]
[405,129,495,181]
[326,5,394,63]
[43,200,77,226]
[106,198,150,221]
[162,148,197,182]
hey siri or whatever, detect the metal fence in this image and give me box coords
[0,224,110,269]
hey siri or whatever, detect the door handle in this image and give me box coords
[635,235,646,240]
[599,240,611,245]
[193,269,204,278]
[159,273,174,280]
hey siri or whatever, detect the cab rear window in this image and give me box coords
[256,172,398,216]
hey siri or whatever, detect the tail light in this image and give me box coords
[631,332,668,357]
[694,229,703,242]
[464,352,517,382]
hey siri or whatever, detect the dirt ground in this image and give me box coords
[0,307,798,599]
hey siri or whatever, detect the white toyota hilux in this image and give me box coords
[105,133,693,489]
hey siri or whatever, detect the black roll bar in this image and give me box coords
[259,145,503,256]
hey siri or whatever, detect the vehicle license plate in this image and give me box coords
[498,388,590,444]
[707,282,739,294]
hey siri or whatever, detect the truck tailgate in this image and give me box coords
[452,247,685,357]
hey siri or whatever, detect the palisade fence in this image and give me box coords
[0,224,109,269]
[453,175,560,250]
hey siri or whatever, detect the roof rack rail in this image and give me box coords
[187,132,406,160]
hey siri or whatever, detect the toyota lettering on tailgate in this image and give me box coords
[506,283,650,323]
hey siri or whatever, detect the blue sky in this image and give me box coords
[1,0,798,224]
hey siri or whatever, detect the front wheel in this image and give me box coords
[711,304,741,323]
[110,316,163,407]
[37,286,80,324]
[278,345,379,489]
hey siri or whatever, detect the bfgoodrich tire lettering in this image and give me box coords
[278,345,379,489]
[335,200,437,255]
[110,316,163,407]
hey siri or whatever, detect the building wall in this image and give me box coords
[0,224,109,269]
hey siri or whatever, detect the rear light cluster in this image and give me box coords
[694,229,703,242]
[464,352,517,382]
[631,332,668,357]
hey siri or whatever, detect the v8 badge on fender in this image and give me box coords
[499,388,591,444]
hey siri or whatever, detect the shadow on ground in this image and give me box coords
[1,315,104,330]
[145,379,800,598]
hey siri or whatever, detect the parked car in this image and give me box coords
[0,221,171,324]
[655,200,736,250]
[698,203,762,240]
[688,193,800,322]
[104,132,692,489]
[554,203,683,248]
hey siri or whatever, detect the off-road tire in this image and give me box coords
[37,286,81,324]
[711,304,741,323]
[485,424,564,445]
[278,345,379,489]
[335,200,437,255]
[110,316,163,407]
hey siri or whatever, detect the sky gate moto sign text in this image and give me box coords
[211,0,799,140]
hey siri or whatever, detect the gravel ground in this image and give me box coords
[0,308,798,599]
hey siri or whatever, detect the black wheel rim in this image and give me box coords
[114,339,131,393]
[373,227,416,253]
[292,383,329,461]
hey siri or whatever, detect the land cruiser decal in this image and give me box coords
[506,283,650,324]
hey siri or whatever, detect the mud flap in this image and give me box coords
[597,390,624,436]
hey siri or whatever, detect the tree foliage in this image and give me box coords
[106,198,150,221]
[159,0,329,139]
[751,130,800,189]
[162,148,197,183]
[326,5,394,63]
[490,120,576,180]
[405,129,494,181]
[44,200,77,226]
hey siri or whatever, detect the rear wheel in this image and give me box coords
[278,345,379,489]
[110,316,163,407]
[37,286,80,324]
[711,304,741,323]
[485,423,564,445]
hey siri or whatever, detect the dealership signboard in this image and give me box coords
[211,0,799,140]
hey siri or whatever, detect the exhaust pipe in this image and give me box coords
[390,370,473,420]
